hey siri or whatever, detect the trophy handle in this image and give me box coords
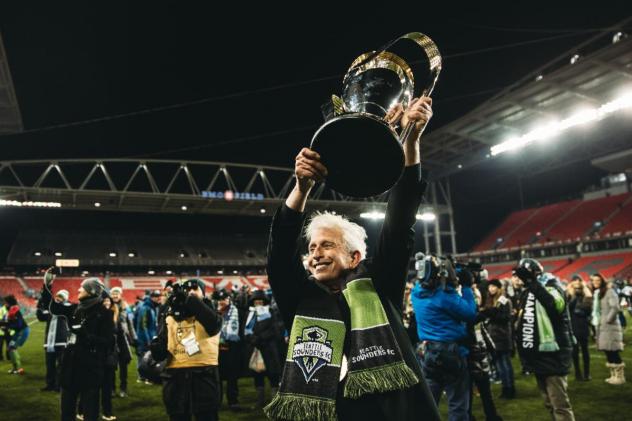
[348,32,442,99]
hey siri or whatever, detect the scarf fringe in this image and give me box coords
[343,361,419,399]
[538,342,560,352]
[264,392,337,421]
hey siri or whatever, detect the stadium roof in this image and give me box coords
[0,33,22,135]
[423,17,632,179]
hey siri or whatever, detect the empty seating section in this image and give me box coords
[473,193,632,252]
[555,252,632,282]
[0,277,29,306]
[473,208,536,251]
[600,197,632,236]
[547,194,629,241]
[485,264,515,280]
[7,231,268,266]
[502,202,575,248]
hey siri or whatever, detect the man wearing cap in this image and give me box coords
[514,259,575,421]
[151,279,223,421]
[135,288,161,383]
[214,288,243,410]
[40,268,114,421]
[37,288,71,391]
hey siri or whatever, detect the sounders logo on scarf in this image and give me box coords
[292,326,333,383]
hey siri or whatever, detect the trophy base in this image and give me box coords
[310,113,404,198]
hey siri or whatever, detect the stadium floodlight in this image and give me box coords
[33,251,42,257]
[0,199,62,208]
[416,212,437,222]
[570,54,580,64]
[491,91,632,156]
[360,211,385,220]
[217,270,224,275]
[166,270,173,275]
[612,32,625,44]
[109,252,117,257]
[94,202,101,207]
[181,205,188,211]
[54,251,63,257]
[260,208,266,214]
[233,270,239,274]
[128,252,137,258]
[148,270,156,275]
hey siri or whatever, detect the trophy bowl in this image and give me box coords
[310,32,441,198]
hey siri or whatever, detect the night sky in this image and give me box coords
[0,4,630,264]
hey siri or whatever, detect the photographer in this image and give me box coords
[411,256,477,421]
[151,279,223,421]
[514,259,575,421]
[213,288,243,410]
[40,268,113,421]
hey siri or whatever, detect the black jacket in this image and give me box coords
[516,280,574,376]
[40,286,114,388]
[244,306,284,377]
[481,296,513,352]
[567,293,592,341]
[267,164,439,421]
[36,296,70,350]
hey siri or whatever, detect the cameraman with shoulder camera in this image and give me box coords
[411,255,477,421]
[40,268,114,421]
[151,279,223,421]
[514,259,575,421]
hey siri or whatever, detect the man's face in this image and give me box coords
[54,295,64,303]
[218,297,230,310]
[151,296,161,304]
[111,292,121,302]
[307,227,360,284]
[77,287,89,300]
[511,275,523,289]
[186,286,204,299]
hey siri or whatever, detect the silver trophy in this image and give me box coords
[311,32,442,197]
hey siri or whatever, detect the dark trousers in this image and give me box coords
[494,351,515,389]
[118,357,129,391]
[219,346,241,405]
[605,351,622,364]
[0,334,9,360]
[427,364,470,421]
[61,385,99,421]
[571,336,590,377]
[45,349,63,389]
[169,413,218,421]
[101,365,115,416]
[253,371,280,388]
[470,375,501,421]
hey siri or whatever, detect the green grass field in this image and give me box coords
[1,318,630,421]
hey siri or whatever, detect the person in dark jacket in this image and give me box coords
[566,275,592,381]
[469,282,503,421]
[135,290,160,383]
[480,279,515,399]
[265,97,439,421]
[40,269,114,421]
[515,260,575,421]
[214,288,243,410]
[151,278,223,421]
[37,288,71,391]
[244,289,284,409]
[110,287,135,397]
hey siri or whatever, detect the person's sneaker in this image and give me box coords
[144,379,152,385]
[102,415,117,420]
[136,378,144,383]
[76,415,84,421]
[119,390,128,398]
[7,369,17,374]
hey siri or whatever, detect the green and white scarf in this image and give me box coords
[264,274,418,421]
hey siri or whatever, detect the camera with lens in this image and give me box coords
[166,282,190,320]
[415,252,454,289]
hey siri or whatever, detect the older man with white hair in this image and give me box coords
[266,97,439,421]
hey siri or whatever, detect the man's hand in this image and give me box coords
[294,148,328,193]
[401,97,433,141]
